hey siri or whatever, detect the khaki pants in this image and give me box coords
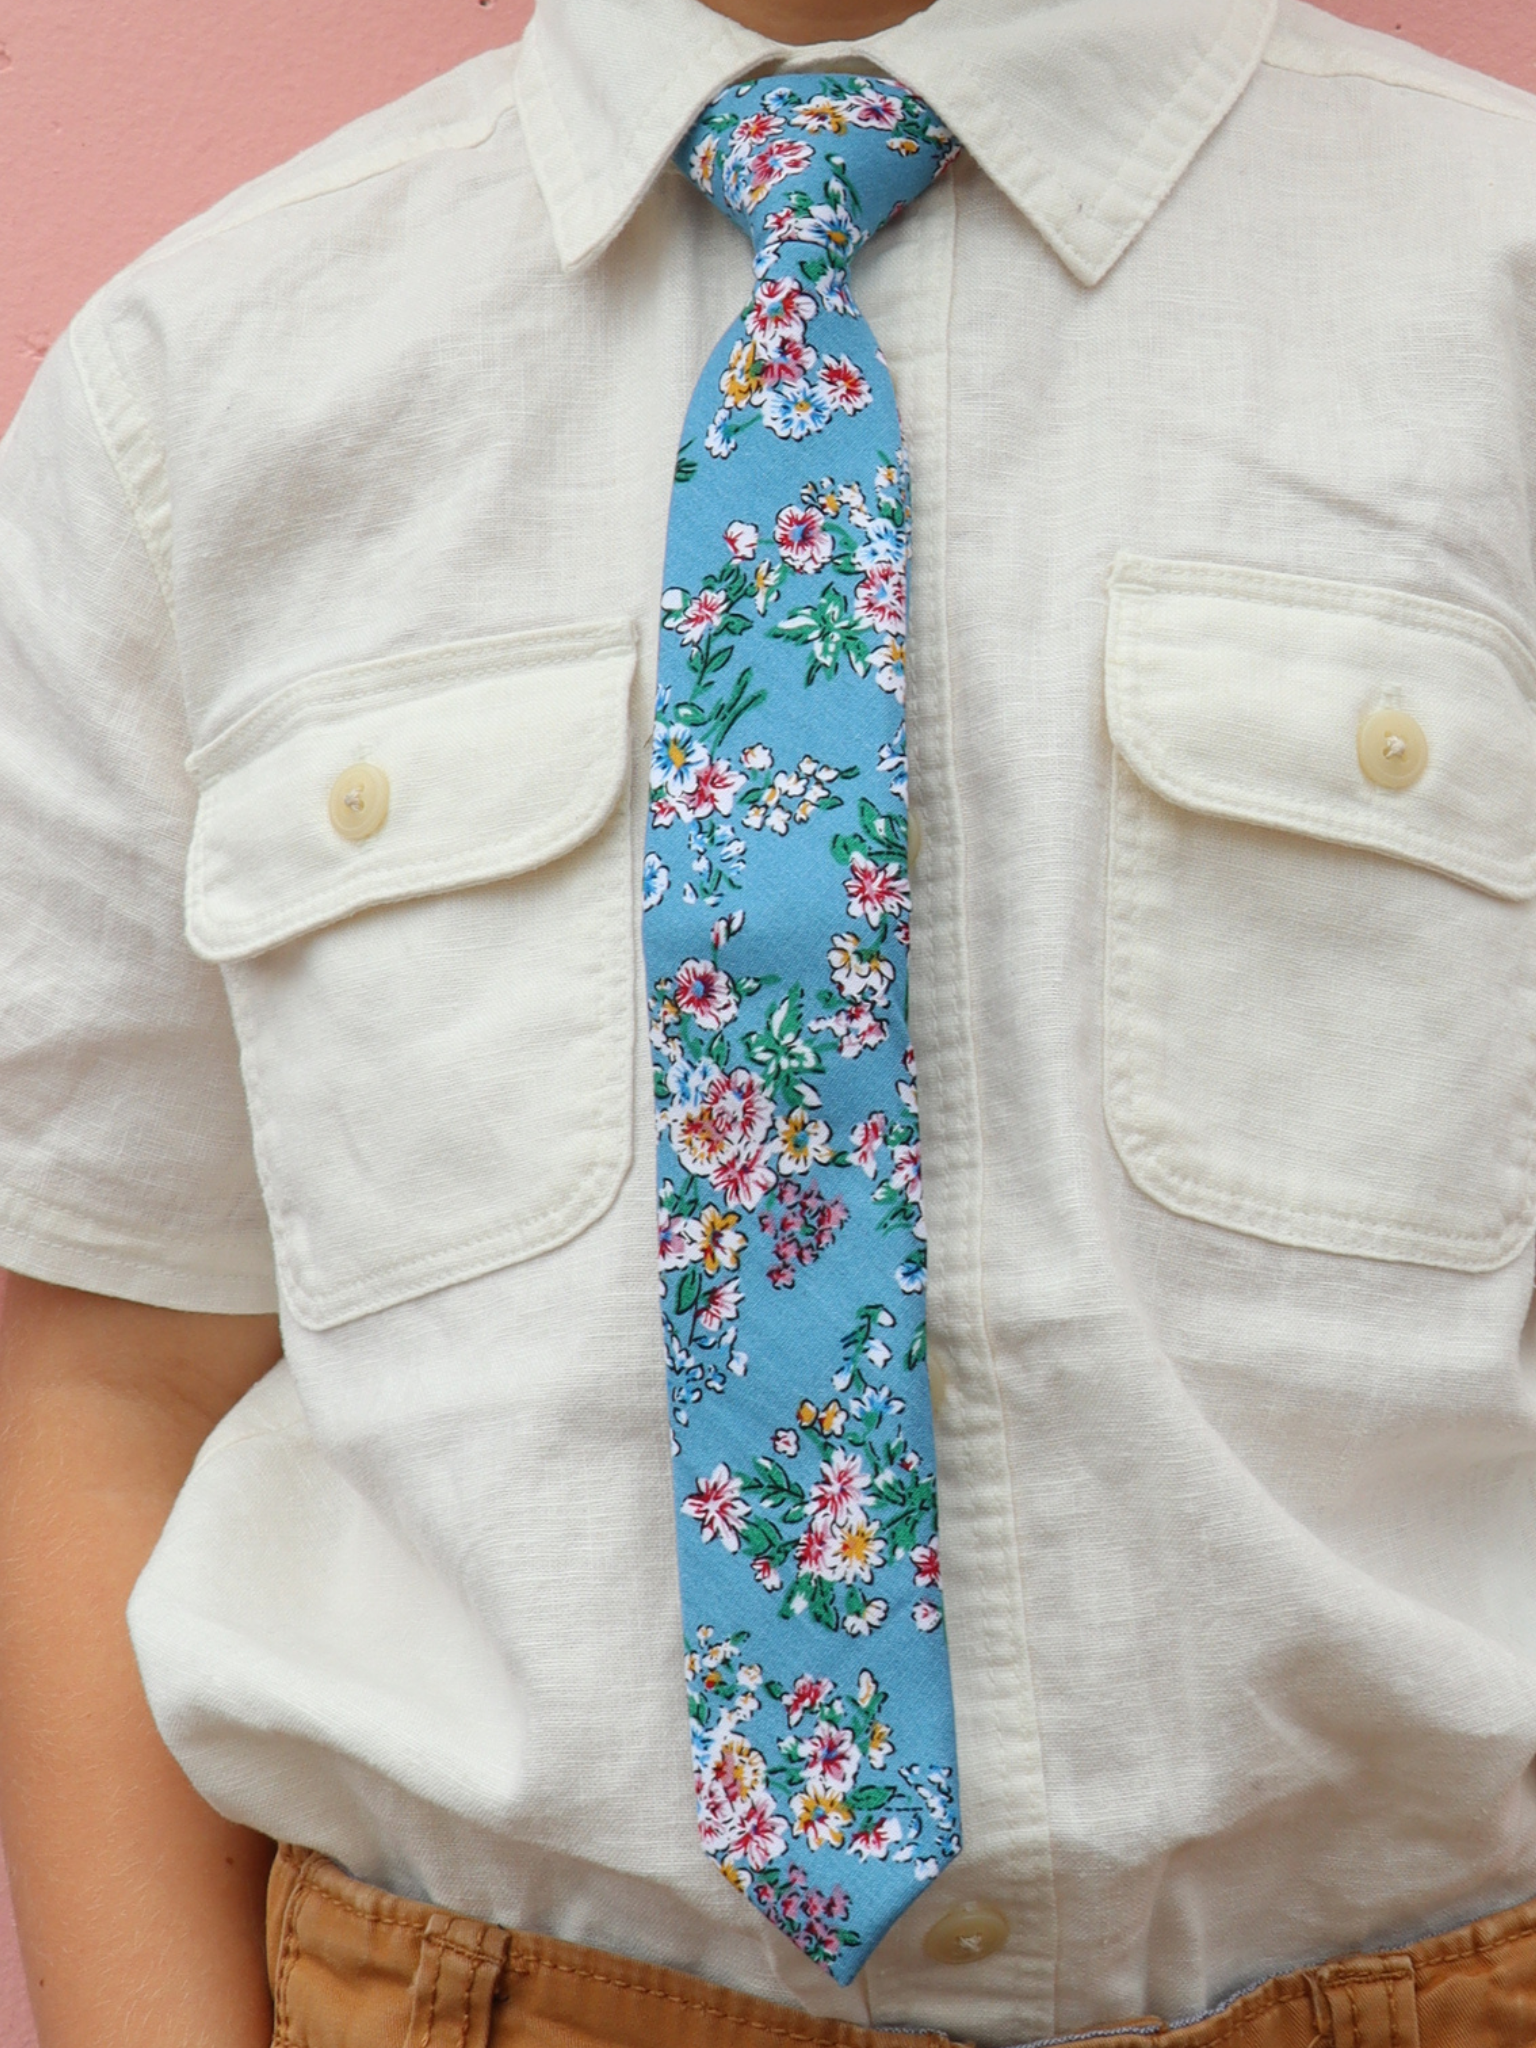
[267,1842,1536,2047]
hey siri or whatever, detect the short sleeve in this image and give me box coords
[0,323,277,1312]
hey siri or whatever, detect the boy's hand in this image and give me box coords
[0,1275,282,2048]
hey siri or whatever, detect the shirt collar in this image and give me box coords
[514,0,1278,285]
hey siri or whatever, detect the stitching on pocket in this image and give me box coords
[1103,760,1536,1270]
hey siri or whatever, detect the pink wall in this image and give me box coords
[0,2,1532,2043]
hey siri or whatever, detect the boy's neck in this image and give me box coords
[700,0,931,40]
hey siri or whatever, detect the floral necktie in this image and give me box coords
[645,75,962,1981]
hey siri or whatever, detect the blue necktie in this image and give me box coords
[646,75,961,1981]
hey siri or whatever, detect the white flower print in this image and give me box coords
[682,1464,750,1550]
[761,379,836,441]
[774,501,835,573]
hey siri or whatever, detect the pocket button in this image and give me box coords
[329,763,390,841]
[922,1901,1009,1965]
[1356,709,1428,791]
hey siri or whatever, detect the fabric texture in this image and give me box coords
[646,77,961,1976]
[265,1846,1536,2048]
[2,0,1536,2040]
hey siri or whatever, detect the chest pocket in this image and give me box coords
[1102,556,1536,1273]
[185,621,638,1330]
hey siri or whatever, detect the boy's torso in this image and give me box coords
[8,0,1536,2039]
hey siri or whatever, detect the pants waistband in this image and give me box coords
[266,1843,1536,2048]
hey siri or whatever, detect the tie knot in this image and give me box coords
[679,75,957,286]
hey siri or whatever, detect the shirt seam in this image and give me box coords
[0,1178,273,1274]
[113,57,529,285]
[1262,32,1536,129]
[67,310,182,658]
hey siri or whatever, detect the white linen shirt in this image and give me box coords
[4,0,1536,2038]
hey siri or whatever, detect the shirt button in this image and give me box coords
[328,763,390,841]
[922,1901,1009,1965]
[1356,708,1428,790]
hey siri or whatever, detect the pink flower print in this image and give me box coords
[697,1773,737,1853]
[682,1464,749,1550]
[676,588,730,645]
[714,1145,778,1212]
[762,1181,849,1282]
[743,138,815,208]
[756,334,818,389]
[783,1674,834,1727]
[772,1428,800,1457]
[676,1068,774,1184]
[674,959,739,1030]
[850,1113,888,1177]
[844,852,910,926]
[699,1279,743,1331]
[912,1542,942,1588]
[913,1600,944,1632]
[746,277,817,345]
[795,1520,839,1581]
[730,110,783,149]
[891,1140,921,1205]
[682,755,747,820]
[751,1555,783,1592]
[774,501,835,573]
[845,86,903,128]
[853,561,907,636]
[848,1816,903,1862]
[818,1001,890,1059]
[817,355,873,414]
[808,1447,872,1529]
[732,1792,789,1871]
[724,520,760,561]
[802,1721,861,1798]
[658,1208,695,1271]
[711,1734,766,1807]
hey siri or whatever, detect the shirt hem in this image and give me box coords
[0,1193,278,1315]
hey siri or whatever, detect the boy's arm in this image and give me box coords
[0,1275,282,2048]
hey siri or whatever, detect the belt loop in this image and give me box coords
[406,1912,512,2048]
[1306,1954,1419,2048]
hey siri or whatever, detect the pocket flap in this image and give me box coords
[185,621,636,962]
[1105,556,1536,900]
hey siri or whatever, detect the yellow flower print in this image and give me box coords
[776,1107,835,1176]
[698,1205,747,1275]
[714,1736,767,1804]
[796,1398,847,1437]
[719,337,763,407]
[791,1788,852,1851]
